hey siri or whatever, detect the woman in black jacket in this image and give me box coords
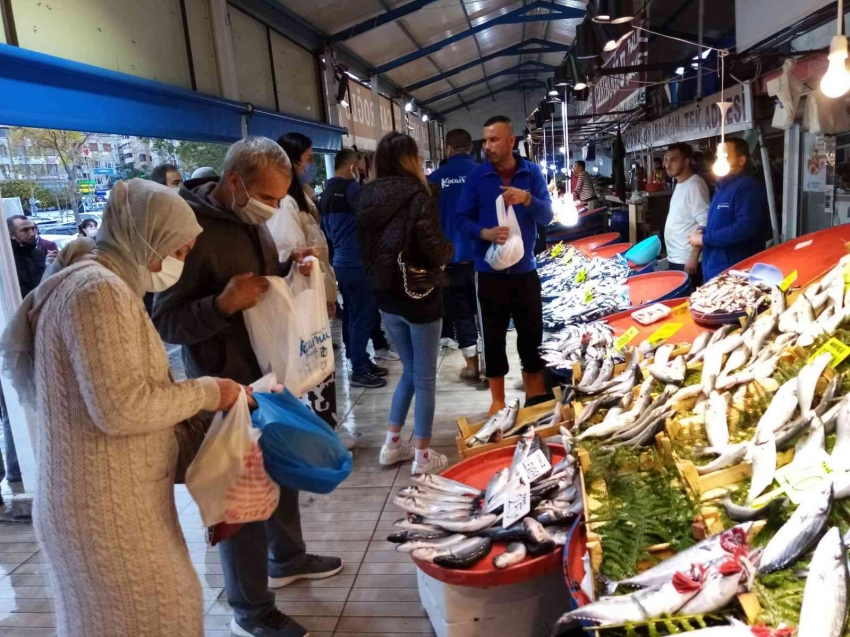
[356,132,454,474]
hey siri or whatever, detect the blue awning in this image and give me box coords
[247,109,346,154]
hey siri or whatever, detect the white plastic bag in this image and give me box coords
[243,256,333,397]
[485,195,524,271]
[267,203,307,262]
[185,388,280,527]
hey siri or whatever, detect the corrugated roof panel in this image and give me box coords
[400,3,470,47]
[484,55,522,76]
[345,22,419,67]
[476,22,523,55]
[274,0,384,34]
[427,37,482,71]
[410,78,461,102]
[466,0,523,27]
[382,56,441,87]
[410,66,485,101]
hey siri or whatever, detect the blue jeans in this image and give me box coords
[0,387,20,482]
[381,312,442,440]
[336,266,376,375]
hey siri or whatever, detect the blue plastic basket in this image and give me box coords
[624,235,662,266]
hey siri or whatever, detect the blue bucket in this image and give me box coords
[625,235,662,266]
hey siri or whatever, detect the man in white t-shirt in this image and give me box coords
[663,142,710,290]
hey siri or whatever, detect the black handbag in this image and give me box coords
[397,205,440,299]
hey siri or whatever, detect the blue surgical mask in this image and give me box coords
[298,163,318,185]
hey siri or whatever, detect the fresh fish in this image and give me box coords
[412,536,493,569]
[709,324,737,345]
[392,517,440,532]
[466,399,520,446]
[652,343,676,367]
[832,394,850,469]
[720,344,752,378]
[580,356,615,393]
[523,517,551,544]
[791,413,826,469]
[549,527,569,546]
[705,391,730,448]
[613,409,673,448]
[701,345,724,396]
[575,392,625,428]
[746,426,776,504]
[392,497,475,517]
[746,315,778,365]
[722,496,788,522]
[798,352,832,418]
[395,533,468,552]
[759,482,833,573]
[558,564,705,626]
[609,524,751,591]
[798,527,849,637]
[770,285,787,316]
[531,506,575,526]
[670,383,704,405]
[493,542,527,569]
[483,469,509,512]
[715,353,780,391]
[756,378,798,433]
[396,486,476,504]
[648,356,686,385]
[687,331,713,361]
[638,337,664,358]
[678,562,746,615]
[387,528,451,543]
[577,358,601,389]
[695,444,748,475]
[410,473,482,498]
[421,514,499,534]
[835,471,850,499]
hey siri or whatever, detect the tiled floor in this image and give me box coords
[0,327,529,636]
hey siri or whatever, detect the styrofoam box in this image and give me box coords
[417,566,570,637]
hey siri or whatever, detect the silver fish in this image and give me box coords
[410,473,482,498]
[678,564,745,616]
[493,542,527,569]
[581,356,615,393]
[610,524,751,591]
[832,395,850,470]
[722,496,788,522]
[701,345,724,396]
[721,344,752,378]
[798,527,849,637]
[670,383,704,404]
[709,324,737,346]
[715,354,780,390]
[392,518,441,532]
[695,444,748,475]
[577,358,601,389]
[746,315,778,365]
[687,331,713,361]
[759,482,833,573]
[746,426,777,504]
[576,392,625,428]
[397,486,476,504]
[412,536,493,568]
[466,398,520,446]
[705,391,730,448]
[561,564,705,626]
[648,356,686,385]
[421,514,499,534]
[791,413,826,469]
[387,528,450,543]
[395,533,468,552]
[757,378,798,433]
[523,517,550,544]
[392,496,475,517]
[483,469,509,512]
[798,352,832,418]
[653,343,676,367]
[770,285,787,316]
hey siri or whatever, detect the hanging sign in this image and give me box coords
[338,79,396,151]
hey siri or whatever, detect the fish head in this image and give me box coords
[671,563,706,593]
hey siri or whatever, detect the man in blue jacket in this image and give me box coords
[456,115,554,414]
[688,137,767,281]
[428,129,481,382]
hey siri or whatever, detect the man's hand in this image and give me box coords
[500,186,532,207]
[480,226,510,245]
[292,246,317,276]
[327,302,337,319]
[46,250,58,265]
[688,231,704,248]
[684,256,699,276]
[215,273,270,316]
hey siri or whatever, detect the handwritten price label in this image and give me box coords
[584,288,594,304]
[615,326,640,351]
[779,270,798,292]
[518,449,552,484]
[503,481,531,528]
[809,337,850,368]
[648,322,683,345]
[551,243,564,257]
[574,268,587,284]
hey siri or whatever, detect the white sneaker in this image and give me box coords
[374,347,400,361]
[411,450,450,475]
[379,442,415,466]
[440,338,459,350]
[337,430,358,451]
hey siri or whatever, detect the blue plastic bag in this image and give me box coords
[251,391,353,494]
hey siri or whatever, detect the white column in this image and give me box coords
[324,154,335,179]
[371,75,382,146]
[208,0,240,101]
[782,123,801,241]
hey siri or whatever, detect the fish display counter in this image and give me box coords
[556,250,850,636]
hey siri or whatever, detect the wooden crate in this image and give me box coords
[455,387,570,459]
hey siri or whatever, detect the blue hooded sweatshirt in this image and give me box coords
[427,153,479,263]
[455,155,553,274]
[701,172,767,281]
[319,176,362,268]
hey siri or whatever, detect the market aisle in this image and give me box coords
[0,335,526,637]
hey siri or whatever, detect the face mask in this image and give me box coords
[298,163,318,185]
[232,177,277,225]
[84,228,97,238]
[170,186,181,192]
[144,255,185,293]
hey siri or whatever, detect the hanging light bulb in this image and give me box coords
[559,146,566,154]
[675,66,685,75]
[554,197,579,227]
[550,163,556,170]
[823,35,850,98]
[539,159,547,168]
[561,167,568,174]
[422,113,429,122]
[713,142,731,177]
[405,100,414,112]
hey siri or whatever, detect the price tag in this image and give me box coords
[615,326,640,351]
[502,481,531,528]
[518,449,553,484]
[779,270,798,292]
[584,288,594,304]
[551,243,564,257]
[773,449,833,505]
[648,322,683,345]
[574,268,587,284]
[809,337,850,368]
[795,239,813,251]
[562,251,574,266]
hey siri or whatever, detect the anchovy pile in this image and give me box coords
[389,427,580,570]
[689,272,772,315]
[540,322,615,373]
[541,255,631,298]
[542,280,631,330]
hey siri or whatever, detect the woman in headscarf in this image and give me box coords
[0,179,244,637]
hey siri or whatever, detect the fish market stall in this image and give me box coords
[555,250,850,636]
[566,232,621,253]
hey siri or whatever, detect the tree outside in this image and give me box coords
[0,180,69,214]
[147,138,228,175]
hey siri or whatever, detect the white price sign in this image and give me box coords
[502,480,531,528]
[518,449,552,484]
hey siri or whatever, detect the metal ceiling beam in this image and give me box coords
[375,1,584,74]
[435,80,546,118]
[404,38,570,92]
[459,0,496,105]
[329,0,441,43]
[421,60,555,106]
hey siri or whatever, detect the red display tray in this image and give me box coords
[590,242,632,259]
[626,270,689,307]
[605,298,711,346]
[567,232,621,252]
[412,444,566,588]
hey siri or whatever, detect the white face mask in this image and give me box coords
[84,227,97,238]
[144,255,185,293]
[232,177,277,225]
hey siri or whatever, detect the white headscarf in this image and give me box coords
[0,179,203,409]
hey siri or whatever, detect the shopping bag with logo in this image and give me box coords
[251,390,353,494]
[185,388,280,527]
[243,256,333,397]
[484,194,525,270]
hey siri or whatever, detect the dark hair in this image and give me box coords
[726,137,750,160]
[654,156,663,165]
[150,163,179,185]
[334,148,360,172]
[666,142,694,160]
[445,129,472,152]
[78,219,97,234]
[574,160,586,170]
[6,215,27,232]
[374,132,421,181]
[277,132,313,212]
[483,115,512,128]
